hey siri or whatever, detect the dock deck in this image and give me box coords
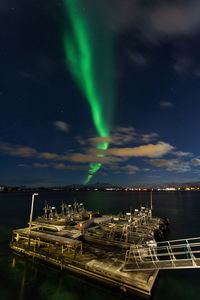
[10,227,158,296]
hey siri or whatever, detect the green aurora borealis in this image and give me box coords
[63,0,114,183]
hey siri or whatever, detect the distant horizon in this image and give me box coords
[1,180,200,189]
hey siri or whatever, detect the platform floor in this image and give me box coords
[11,227,159,296]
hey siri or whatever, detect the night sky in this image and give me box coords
[1,0,200,186]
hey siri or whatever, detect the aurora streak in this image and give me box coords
[63,0,114,183]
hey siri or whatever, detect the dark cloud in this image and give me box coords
[53,164,88,171]
[149,158,191,173]
[159,101,175,109]
[53,121,70,132]
[111,127,137,145]
[75,136,87,146]
[148,1,200,37]
[173,56,193,75]
[173,55,200,77]
[33,163,49,168]
[110,164,139,175]
[89,0,200,41]
[0,142,37,157]
[141,133,159,143]
[149,159,181,167]
[129,51,148,67]
[87,127,159,147]
[38,152,60,160]
[120,164,139,174]
[68,153,125,164]
[17,164,28,168]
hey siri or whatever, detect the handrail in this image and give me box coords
[124,236,200,271]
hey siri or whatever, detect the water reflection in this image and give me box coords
[19,271,25,300]
[9,253,140,300]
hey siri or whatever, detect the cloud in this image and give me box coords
[53,164,88,171]
[103,142,174,158]
[54,163,68,170]
[88,137,111,146]
[86,127,138,147]
[172,151,192,157]
[149,1,200,37]
[75,136,87,145]
[166,162,191,173]
[159,101,175,109]
[141,133,159,143]
[1,138,197,178]
[149,157,200,173]
[18,164,28,167]
[13,147,37,157]
[53,121,69,132]
[143,168,151,172]
[149,158,191,173]
[38,152,60,160]
[33,163,49,168]
[68,153,125,164]
[110,127,137,145]
[97,171,108,177]
[0,142,37,157]
[0,142,65,162]
[190,158,200,165]
[173,55,200,77]
[173,56,193,75]
[93,0,200,40]
[95,0,139,34]
[129,51,147,67]
[0,139,174,173]
[19,71,38,81]
[88,127,159,147]
[120,164,139,174]
[0,141,124,165]
[149,159,180,167]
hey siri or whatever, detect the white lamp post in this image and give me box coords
[28,193,39,239]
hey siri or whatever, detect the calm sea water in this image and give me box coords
[1,191,200,300]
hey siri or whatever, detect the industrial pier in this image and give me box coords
[10,227,158,296]
[10,193,200,296]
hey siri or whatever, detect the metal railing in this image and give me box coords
[123,237,200,271]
